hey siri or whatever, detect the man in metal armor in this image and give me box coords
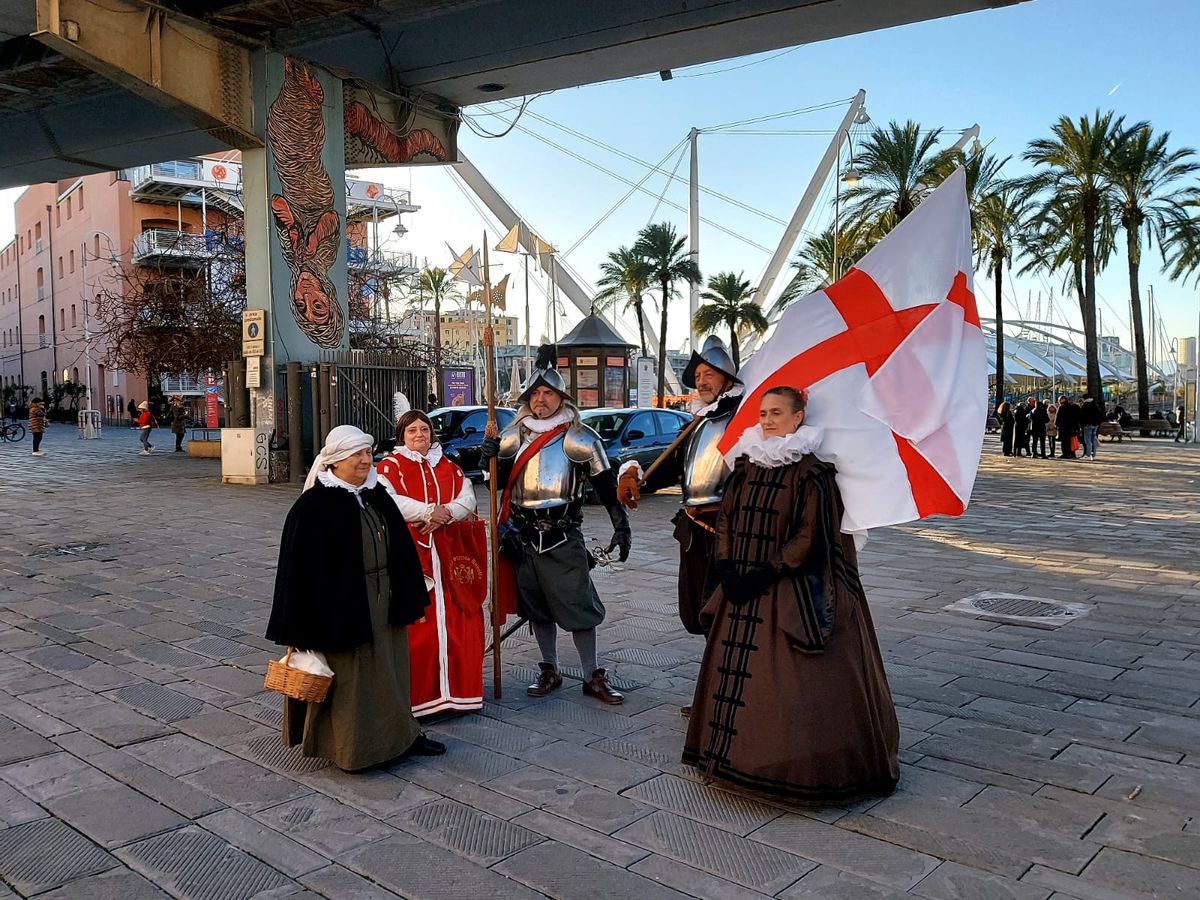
[617,335,743,636]
[480,364,631,705]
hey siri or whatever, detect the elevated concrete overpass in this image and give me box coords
[0,0,1025,186]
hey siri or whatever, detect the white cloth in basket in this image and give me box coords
[280,650,334,678]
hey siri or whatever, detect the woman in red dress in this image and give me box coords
[377,410,483,716]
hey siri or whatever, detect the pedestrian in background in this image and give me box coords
[170,397,186,452]
[1057,396,1079,459]
[1013,399,1029,457]
[134,400,157,455]
[1046,403,1059,458]
[126,397,138,427]
[1080,396,1103,460]
[996,401,1014,456]
[29,397,46,457]
[1030,398,1049,459]
[1175,404,1186,443]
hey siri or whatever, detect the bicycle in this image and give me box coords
[1,421,26,442]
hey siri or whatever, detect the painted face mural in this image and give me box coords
[267,57,346,349]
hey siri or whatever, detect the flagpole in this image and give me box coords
[482,234,503,700]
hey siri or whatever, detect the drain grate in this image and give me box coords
[402,798,542,864]
[52,543,107,556]
[244,734,330,773]
[122,827,291,900]
[944,592,1091,629]
[184,636,255,660]
[111,683,206,722]
[0,818,115,894]
[609,647,689,669]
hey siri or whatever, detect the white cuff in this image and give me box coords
[618,460,643,479]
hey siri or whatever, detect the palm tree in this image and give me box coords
[975,184,1030,396]
[693,272,768,369]
[841,120,954,230]
[417,266,461,391]
[1104,126,1199,420]
[633,222,701,403]
[594,246,653,356]
[1165,200,1200,283]
[770,224,875,318]
[1023,111,1142,402]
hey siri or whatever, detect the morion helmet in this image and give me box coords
[518,344,575,404]
[681,335,741,389]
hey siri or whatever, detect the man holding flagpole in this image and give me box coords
[617,336,744,638]
[480,351,631,704]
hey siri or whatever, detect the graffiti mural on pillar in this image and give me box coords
[344,86,457,166]
[267,58,346,349]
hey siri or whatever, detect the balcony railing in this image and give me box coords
[132,230,211,265]
[346,246,415,275]
[122,160,205,189]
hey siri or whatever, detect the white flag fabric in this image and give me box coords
[719,167,987,534]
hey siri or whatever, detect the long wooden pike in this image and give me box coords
[636,415,702,486]
[481,234,503,700]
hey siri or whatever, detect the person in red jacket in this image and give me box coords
[134,400,157,455]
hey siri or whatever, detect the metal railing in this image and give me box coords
[122,160,206,188]
[346,247,415,274]
[132,230,211,264]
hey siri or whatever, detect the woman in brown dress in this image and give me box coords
[683,387,899,801]
[267,425,446,771]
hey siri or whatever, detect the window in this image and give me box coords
[69,250,74,273]
[66,197,71,219]
[94,235,100,257]
[77,186,83,210]
[71,304,77,328]
[36,268,44,300]
[41,371,48,395]
[60,308,65,331]
[58,257,64,279]
[655,411,686,437]
[38,315,44,334]
[55,205,60,227]
[626,412,657,438]
[72,367,79,383]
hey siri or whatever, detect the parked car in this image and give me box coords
[580,407,692,494]
[428,405,517,480]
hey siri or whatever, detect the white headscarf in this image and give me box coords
[303,425,375,492]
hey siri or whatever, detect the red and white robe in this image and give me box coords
[377,444,482,716]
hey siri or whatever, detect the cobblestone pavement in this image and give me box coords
[1,429,1198,899]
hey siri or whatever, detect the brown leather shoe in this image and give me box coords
[582,668,624,705]
[526,662,563,697]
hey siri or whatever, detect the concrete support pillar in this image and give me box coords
[242,52,350,481]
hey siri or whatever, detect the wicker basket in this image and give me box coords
[264,649,332,703]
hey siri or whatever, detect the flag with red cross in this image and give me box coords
[718,167,987,535]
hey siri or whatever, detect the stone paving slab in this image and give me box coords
[2,436,1200,897]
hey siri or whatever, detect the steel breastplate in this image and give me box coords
[511,432,581,509]
[681,410,733,506]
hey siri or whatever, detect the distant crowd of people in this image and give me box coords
[994,397,1188,459]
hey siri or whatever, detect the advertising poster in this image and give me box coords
[576,369,599,388]
[636,357,656,408]
[441,368,475,406]
[605,367,626,407]
[577,389,600,408]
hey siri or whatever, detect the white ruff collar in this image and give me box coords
[521,409,573,433]
[690,384,745,417]
[724,424,823,468]
[393,442,443,466]
[317,468,379,494]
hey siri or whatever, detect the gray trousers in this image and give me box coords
[515,528,605,632]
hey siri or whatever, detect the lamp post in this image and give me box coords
[832,107,867,285]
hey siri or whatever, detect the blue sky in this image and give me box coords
[2,0,1196,361]
[375,0,1200,361]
